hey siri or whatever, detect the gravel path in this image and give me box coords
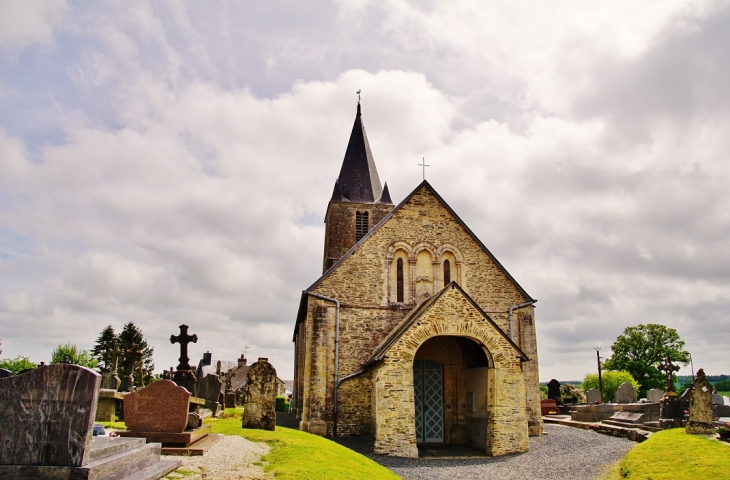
[335,423,635,480]
[163,435,271,480]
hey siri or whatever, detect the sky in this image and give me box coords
[1,0,729,383]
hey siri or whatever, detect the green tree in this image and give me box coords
[92,325,118,374]
[0,355,37,375]
[603,323,690,397]
[582,370,640,402]
[118,322,154,387]
[50,343,99,369]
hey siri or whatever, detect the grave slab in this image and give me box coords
[96,389,125,422]
[570,403,615,422]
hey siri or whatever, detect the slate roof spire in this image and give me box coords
[333,101,384,204]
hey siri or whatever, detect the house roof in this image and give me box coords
[363,281,529,367]
[332,102,385,204]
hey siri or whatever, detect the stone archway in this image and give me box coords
[413,336,490,449]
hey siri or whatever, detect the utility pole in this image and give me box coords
[595,348,604,403]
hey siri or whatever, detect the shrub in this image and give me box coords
[582,370,639,402]
[275,396,290,412]
[539,385,548,399]
[560,383,586,403]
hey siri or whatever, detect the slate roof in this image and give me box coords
[363,282,529,367]
[333,103,384,204]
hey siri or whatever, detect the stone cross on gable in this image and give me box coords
[658,356,680,392]
[170,324,198,371]
[223,368,235,393]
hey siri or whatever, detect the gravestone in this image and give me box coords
[0,364,100,467]
[242,357,278,431]
[585,388,601,404]
[614,382,637,403]
[0,368,12,378]
[171,324,198,397]
[714,404,730,417]
[124,380,190,433]
[102,342,122,390]
[547,379,562,405]
[646,388,664,403]
[197,374,223,415]
[725,396,730,406]
[120,343,142,393]
[686,369,715,435]
[0,364,182,478]
[223,368,236,408]
[679,387,692,409]
[712,393,723,405]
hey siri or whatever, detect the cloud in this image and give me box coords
[1,2,728,382]
[0,0,67,54]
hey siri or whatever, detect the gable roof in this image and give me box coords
[307,180,535,302]
[363,282,529,366]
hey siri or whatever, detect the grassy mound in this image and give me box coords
[208,408,400,479]
[600,428,730,479]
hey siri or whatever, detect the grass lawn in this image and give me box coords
[599,428,730,480]
[208,408,400,479]
[717,391,730,397]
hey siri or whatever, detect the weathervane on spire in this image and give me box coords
[418,157,430,181]
[356,89,361,103]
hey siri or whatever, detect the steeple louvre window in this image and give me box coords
[443,259,451,285]
[355,211,369,241]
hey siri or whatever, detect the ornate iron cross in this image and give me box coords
[170,324,198,371]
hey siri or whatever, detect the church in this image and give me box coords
[292,101,542,457]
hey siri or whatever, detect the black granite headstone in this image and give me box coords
[0,364,101,467]
[0,368,12,378]
[547,379,562,405]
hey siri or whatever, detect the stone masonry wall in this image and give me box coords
[372,285,530,457]
[323,202,393,271]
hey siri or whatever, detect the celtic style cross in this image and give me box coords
[170,324,198,371]
[125,343,142,376]
[657,357,680,392]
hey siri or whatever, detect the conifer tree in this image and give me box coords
[118,322,155,387]
[92,325,118,374]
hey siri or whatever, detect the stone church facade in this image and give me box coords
[293,102,542,457]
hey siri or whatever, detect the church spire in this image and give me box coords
[333,101,383,204]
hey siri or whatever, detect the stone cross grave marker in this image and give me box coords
[646,388,664,403]
[657,357,680,393]
[0,364,100,467]
[170,324,198,371]
[547,379,562,405]
[585,388,601,404]
[120,342,142,393]
[102,342,122,390]
[686,369,715,435]
[124,379,190,433]
[242,358,278,431]
[615,382,637,403]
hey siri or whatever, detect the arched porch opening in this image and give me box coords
[413,336,491,450]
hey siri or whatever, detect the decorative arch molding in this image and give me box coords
[435,244,464,263]
[386,241,414,260]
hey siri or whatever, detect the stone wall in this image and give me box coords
[323,201,393,271]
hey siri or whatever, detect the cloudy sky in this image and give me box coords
[1,1,728,382]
